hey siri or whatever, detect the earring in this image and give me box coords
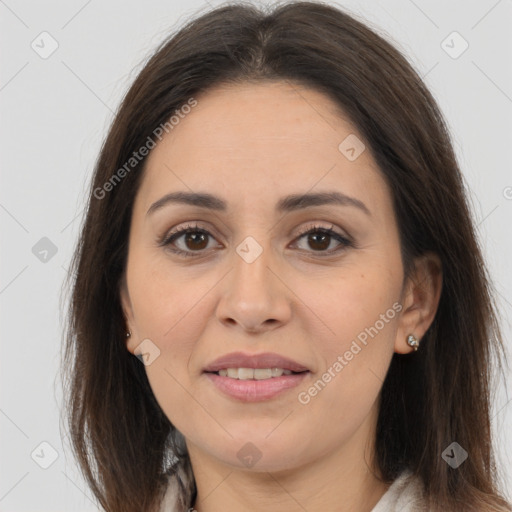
[407,334,419,351]
[126,331,131,338]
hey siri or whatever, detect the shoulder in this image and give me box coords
[158,459,195,512]
[371,470,427,512]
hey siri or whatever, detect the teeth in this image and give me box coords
[238,368,254,380]
[216,368,294,380]
[254,369,272,380]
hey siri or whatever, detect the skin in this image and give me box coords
[121,80,442,512]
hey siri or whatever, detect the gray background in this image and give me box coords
[1,0,511,510]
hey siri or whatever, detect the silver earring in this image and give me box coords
[126,331,131,338]
[407,334,419,351]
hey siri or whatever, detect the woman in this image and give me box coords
[62,1,512,511]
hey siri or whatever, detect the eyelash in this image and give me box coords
[159,222,354,258]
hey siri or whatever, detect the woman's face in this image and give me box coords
[122,81,422,473]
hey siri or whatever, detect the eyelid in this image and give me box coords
[160,222,215,246]
[293,222,352,243]
[159,220,354,257]
[160,220,349,241]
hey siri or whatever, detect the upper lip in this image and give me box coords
[203,351,310,373]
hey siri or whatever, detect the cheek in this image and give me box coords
[292,264,400,416]
[129,269,205,428]
[128,250,210,340]
[300,262,401,351]
[126,256,206,402]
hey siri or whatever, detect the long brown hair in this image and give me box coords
[61,1,511,510]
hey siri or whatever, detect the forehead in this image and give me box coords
[137,81,391,218]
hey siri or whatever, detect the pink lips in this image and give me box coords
[204,372,308,402]
[203,351,310,402]
[203,351,310,373]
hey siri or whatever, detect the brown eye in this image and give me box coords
[181,231,209,251]
[161,222,353,258]
[293,225,353,255]
[304,231,331,251]
[161,224,218,257]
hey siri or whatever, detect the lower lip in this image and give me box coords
[204,372,309,402]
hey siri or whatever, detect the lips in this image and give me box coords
[202,351,310,374]
[205,371,309,402]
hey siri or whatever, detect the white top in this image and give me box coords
[158,463,426,511]
[370,470,426,511]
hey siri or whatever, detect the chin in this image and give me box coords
[194,433,312,473]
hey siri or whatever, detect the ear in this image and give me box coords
[120,275,138,355]
[394,251,443,354]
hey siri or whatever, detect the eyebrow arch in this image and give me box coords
[146,191,371,217]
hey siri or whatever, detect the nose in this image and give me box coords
[215,237,292,334]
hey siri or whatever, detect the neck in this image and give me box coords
[187,414,390,512]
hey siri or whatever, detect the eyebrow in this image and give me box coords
[146,191,371,217]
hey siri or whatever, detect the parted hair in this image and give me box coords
[62,1,512,511]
